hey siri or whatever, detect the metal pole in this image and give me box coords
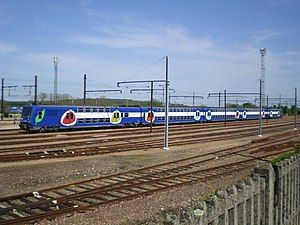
[54,56,58,104]
[162,85,165,106]
[224,90,227,127]
[279,94,281,110]
[258,79,262,137]
[83,74,86,105]
[193,92,195,107]
[1,78,4,121]
[218,92,221,107]
[294,87,297,130]
[34,75,38,105]
[164,56,169,150]
[150,81,153,134]
[266,95,269,123]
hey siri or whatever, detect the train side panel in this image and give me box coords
[19,105,283,131]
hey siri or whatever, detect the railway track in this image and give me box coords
[0,131,299,224]
[0,122,293,145]
[0,121,298,162]
[0,117,289,138]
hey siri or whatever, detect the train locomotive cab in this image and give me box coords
[19,106,33,131]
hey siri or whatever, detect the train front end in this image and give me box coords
[19,106,34,131]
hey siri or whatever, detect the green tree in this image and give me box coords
[243,102,256,108]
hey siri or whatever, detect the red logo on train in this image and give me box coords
[235,110,239,119]
[145,111,155,123]
[60,110,77,126]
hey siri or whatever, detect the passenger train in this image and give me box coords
[19,105,282,132]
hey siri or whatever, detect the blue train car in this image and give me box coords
[150,107,203,124]
[20,105,144,131]
[19,105,282,132]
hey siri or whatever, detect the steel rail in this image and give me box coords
[0,124,298,162]
[0,139,298,224]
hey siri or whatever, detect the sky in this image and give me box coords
[0,0,299,106]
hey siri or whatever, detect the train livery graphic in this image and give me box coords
[19,105,282,132]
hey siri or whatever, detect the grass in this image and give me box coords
[270,145,300,165]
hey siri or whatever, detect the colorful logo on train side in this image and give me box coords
[111,110,122,124]
[145,111,155,123]
[269,110,273,118]
[242,110,247,119]
[60,110,77,126]
[35,109,45,124]
[206,110,212,120]
[235,110,240,119]
[194,110,201,120]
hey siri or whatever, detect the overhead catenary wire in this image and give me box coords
[124,57,166,81]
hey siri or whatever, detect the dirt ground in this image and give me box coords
[1,133,259,225]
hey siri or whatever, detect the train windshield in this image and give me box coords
[21,107,32,118]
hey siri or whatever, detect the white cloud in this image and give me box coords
[0,42,20,55]
[71,22,213,54]
[251,29,286,44]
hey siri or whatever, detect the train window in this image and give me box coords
[125,113,129,117]
[196,112,200,117]
[85,107,91,112]
[105,108,110,112]
[99,108,104,112]
[38,111,43,119]
[114,112,120,118]
[105,118,110,122]
[78,119,84,124]
[92,107,98,112]
[99,118,104,123]
[85,118,91,123]
[21,107,32,118]
[92,118,98,123]
[78,107,84,112]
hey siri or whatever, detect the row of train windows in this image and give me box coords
[212,115,236,119]
[78,107,110,113]
[78,118,110,124]
[157,108,194,112]
[157,116,194,121]
[113,112,129,118]
[213,109,241,112]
